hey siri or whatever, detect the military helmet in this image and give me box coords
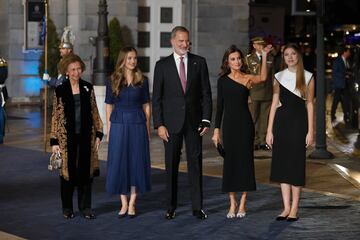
[59,26,75,49]
[0,57,7,67]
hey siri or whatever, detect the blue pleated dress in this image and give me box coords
[105,79,151,195]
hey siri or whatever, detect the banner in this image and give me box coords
[24,0,45,50]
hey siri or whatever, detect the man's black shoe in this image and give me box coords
[192,209,208,220]
[165,209,176,220]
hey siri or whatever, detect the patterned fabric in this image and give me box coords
[50,80,103,181]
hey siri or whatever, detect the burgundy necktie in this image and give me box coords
[179,57,186,92]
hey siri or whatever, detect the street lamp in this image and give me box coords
[92,0,110,86]
[309,0,334,159]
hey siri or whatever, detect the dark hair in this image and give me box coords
[58,53,85,75]
[219,45,244,76]
[171,26,189,39]
[111,46,144,97]
[283,43,306,98]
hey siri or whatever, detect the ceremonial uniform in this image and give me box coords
[0,57,8,144]
[244,37,274,149]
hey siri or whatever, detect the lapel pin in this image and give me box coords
[84,86,89,92]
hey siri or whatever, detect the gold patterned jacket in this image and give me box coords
[50,79,103,181]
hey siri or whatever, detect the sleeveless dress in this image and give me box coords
[270,69,313,186]
[215,75,256,192]
[105,79,151,194]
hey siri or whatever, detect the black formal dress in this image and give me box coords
[270,69,312,186]
[215,75,256,192]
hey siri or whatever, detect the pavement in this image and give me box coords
[2,102,360,201]
[0,101,359,239]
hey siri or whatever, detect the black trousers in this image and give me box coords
[331,88,350,122]
[60,134,92,213]
[60,177,92,212]
[164,120,203,211]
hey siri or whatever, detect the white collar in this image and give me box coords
[173,52,188,61]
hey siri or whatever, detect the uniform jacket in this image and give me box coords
[244,52,274,101]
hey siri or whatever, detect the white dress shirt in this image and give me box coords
[173,52,188,78]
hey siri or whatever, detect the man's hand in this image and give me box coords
[199,127,209,136]
[42,73,50,81]
[198,121,210,136]
[157,126,169,142]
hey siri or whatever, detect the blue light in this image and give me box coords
[22,76,42,96]
[21,61,40,75]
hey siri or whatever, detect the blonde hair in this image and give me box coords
[283,43,306,98]
[111,47,144,96]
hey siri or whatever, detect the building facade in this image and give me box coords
[0,0,249,102]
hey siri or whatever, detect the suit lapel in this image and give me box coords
[186,54,194,93]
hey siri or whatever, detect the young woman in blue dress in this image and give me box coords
[105,47,151,218]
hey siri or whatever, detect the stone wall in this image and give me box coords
[188,0,249,96]
[0,0,138,101]
[0,0,249,101]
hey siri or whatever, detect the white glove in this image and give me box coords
[42,73,50,81]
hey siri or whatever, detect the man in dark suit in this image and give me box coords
[331,46,351,125]
[152,26,212,220]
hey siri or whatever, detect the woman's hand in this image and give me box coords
[52,145,60,154]
[262,44,273,56]
[212,129,221,147]
[266,132,273,149]
[95,137,101,152]
[305,132,314,148]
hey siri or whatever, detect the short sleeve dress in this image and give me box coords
[270,69,313,186]
[105,79,151,194]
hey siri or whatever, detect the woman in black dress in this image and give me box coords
[212,44,272,218]
[266,43,314,222]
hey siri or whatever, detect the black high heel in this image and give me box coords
[275,215,288,221]
[81,209,96,219]
[286,216,299,222]
[128,206,136,218]
[63,210,75,219]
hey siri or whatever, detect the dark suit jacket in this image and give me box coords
[332,56,347,89]
[152,53,212,134]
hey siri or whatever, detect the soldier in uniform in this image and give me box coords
[43,26,75,87]
[244,37,274,150]
[0,57,8,144]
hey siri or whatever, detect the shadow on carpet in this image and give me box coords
[0,145,359,240]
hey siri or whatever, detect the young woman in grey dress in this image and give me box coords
[266,43,314,222]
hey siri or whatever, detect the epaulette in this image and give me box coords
[0,57,7,67]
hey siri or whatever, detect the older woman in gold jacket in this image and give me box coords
[50,54,103,219]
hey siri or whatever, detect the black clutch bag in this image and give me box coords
[217,143,225,157]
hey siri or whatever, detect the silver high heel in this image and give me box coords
[236,211,246,218]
